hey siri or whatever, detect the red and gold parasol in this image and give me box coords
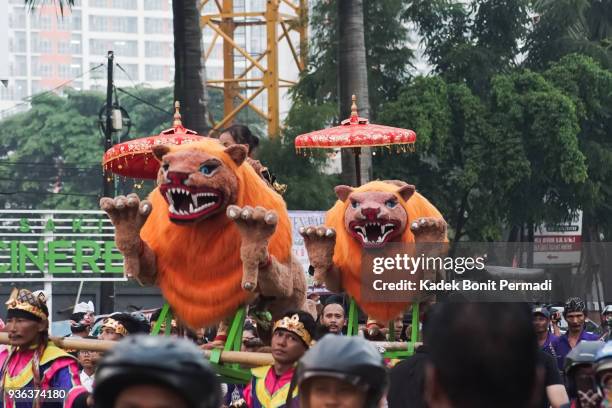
[102,102,205,179]
[294,95,416,185]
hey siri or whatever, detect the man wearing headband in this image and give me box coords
[98,312,150,341]
[0,288,81,407]
[554,298,600,372]
[242,310,316,408]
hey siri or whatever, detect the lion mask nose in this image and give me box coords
[166,171,189,185]
[361,207,380,220]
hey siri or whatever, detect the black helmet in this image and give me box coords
[297,334,387,408]
[94,335,220,408]
[564,340,603,398]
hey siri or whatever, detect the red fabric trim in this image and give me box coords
[214,334,227,342]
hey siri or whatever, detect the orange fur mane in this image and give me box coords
[325,181,444,321]
[140,139,292,328]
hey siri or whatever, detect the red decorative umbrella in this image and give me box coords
[102,102,205,179]
[294,95,416,185]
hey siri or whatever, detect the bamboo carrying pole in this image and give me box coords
[0,333,275,366]
[0,333,418,365]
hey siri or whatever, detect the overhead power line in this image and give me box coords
[0,64,105,117]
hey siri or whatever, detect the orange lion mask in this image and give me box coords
[302,180,447,321]
[101,138,306,328]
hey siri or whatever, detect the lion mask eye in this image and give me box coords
[199,163,219,175]
[385,199,398,209]
[351,200,360,209]
[162,163,169,172]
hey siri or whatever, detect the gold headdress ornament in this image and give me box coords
[101,318,128,337]
[273,314,312,346]
[5,288,48,321]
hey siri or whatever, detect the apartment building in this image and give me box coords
[0,0,285,121]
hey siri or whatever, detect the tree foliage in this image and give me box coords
[257,100,340,210]
[406,0,530,95]
[292,0,413,118]
[0,86,259,210]
[525,0,612,70]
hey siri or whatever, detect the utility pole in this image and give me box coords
[100,50,115,315]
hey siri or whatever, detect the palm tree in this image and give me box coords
[527,0,612,68]
[337,0,371,186]
[172,0,208,134]
[24,0,209,133]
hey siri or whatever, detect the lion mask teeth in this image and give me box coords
[163,187,221,220]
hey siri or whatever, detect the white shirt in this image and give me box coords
[80,370,95,392]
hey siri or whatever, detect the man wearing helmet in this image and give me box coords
[554,298,600,372]
[561,341,603,408]
[92,334,221,408]
[599,306,612,342]
[593,340,612,407]
[297,335,388,408]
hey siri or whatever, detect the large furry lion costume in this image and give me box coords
[101,138,306,328]
[302,180,447,321]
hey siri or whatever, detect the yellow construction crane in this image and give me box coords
[199,0,308,137]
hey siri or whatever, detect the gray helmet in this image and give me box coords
[564,340,603,374]
[297,334,387,408]
[565,341,603,398]
[94,335,220,408]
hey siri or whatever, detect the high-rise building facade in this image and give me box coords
[0,0,300,125]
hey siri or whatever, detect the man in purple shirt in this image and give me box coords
[533,306,559,358]
[554,297,601,372]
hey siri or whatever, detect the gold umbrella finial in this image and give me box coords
[351,94,358,118]
[173,101,183,127]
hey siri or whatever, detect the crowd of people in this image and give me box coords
[4,285,612,408]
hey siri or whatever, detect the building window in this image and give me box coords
[144,18,172,35]
[144,0,170,11]
[10,56,28,77]
[115,63,139,81]
[145,41,173,58]
[31,80,44,96]
[70,35,82,53]
[89,16,137,33]
[10,31,27,53]
[58,64,72,79]
[114,16,137,33]
[90,0,137,9]
[0,79,28,101]
[31,33,53,53]
[89,39,138,57]
[31,14,53,30]
[90,63,105,80]
[9,7,26,29]
[56,10,81,31]
[71,59,82,77]
[31,57,52,77]
[145,65,165,81]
